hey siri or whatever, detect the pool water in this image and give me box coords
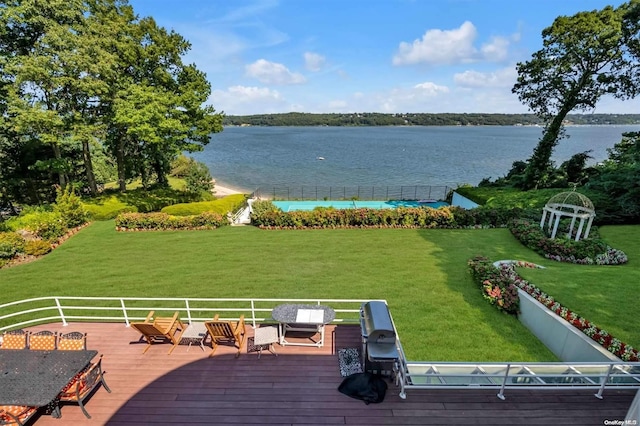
[272,200,449,212]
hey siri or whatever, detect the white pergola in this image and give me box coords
[540,191,596,241]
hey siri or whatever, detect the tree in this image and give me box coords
[512,1,640,189]
[103,13,223,190]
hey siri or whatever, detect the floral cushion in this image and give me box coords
[57,338,85,351]
[0,334,26,350]
[29,335,56,350]
[59,368,90,399]
[0,405,38,424]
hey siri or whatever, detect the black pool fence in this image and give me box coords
[253,185,451,201]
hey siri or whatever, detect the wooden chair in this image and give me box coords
[0,405,39,426]
[58,355,111,419]
[28,330,57,350]
[57,332,87,350]
[130,311,185,354]
[0,329,27,350]
[204,314,246,358]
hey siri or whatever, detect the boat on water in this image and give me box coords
[317,156,325,160]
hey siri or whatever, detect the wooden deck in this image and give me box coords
[21,322,637,426]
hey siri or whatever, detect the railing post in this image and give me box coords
[250,300,257,328]
[497,363,511,400]
[594,363,615,399]
[55,298,68,327]
[121,299,130,326]
[185,299,192,324]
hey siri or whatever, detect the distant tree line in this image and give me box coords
[223,112,640,127]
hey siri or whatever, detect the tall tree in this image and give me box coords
[512,1,640,189]
[103,13,223,190]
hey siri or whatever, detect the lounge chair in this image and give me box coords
[204,314,246,358]
[130,311,185,354]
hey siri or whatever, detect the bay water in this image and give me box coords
[191,125,640,192]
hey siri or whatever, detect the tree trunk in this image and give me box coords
[51,143,68,187]
[522,105,573,190]
[82,140,98,195]
[116,136,127,192]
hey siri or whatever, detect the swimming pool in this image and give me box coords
[272,200,449,212]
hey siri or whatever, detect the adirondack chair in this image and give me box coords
[204,314,246,358]
[130,311,185,354]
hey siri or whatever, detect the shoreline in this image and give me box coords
[212,179,248,197]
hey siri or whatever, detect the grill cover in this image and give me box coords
[360,301,396,344]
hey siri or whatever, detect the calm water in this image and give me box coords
[191,125,640,192]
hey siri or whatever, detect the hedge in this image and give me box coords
[115,211,227,231]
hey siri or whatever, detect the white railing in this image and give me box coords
[0,296,372,331]
[394,360,640,400]
[2,297,639,401]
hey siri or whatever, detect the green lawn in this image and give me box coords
[0,221,558,362]
[517,225,640,350]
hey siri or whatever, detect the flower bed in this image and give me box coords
[509,219,627,265]
[468,257,639,361]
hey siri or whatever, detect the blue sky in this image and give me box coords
[129,0,638,115]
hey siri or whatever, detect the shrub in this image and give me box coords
[251,205,521,230]
[509,219,627,265]
[24,240,52,256]
[0,232,26,259]
[4,208,67,242]
[82,197,138,220]
[185,161,214,194]
[54,185,88,228]
[115,211,226,231]
[161,194,247,216]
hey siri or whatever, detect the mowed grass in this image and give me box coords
[1,221,570,362]
[518,225,640,350]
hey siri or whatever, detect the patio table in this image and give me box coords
[271,304,335,348]
[0,349,97,417]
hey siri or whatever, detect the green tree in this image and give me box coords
[512,1,640,189]
[104,14,223,191]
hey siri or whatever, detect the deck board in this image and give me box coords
[18,322,637,426]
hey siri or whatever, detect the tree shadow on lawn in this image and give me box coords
[411,228,557,362]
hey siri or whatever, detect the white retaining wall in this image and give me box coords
[517,289,620,362]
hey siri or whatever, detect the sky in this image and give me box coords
[128,0,639,116]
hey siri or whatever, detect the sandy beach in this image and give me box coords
[212,180,245,197]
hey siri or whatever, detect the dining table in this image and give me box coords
[0,349,98,417]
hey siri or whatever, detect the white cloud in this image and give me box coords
[245,59,306,85]
[393,21,514,66]
[481,36,510,62]
[209,85,285,114]
[454,67,517,88]
[393,21,478,66]
[304,52,326,72]
[413,82,450,96]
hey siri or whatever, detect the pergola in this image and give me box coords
[540,191,596,241]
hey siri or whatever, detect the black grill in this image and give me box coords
[360,301,399,376]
